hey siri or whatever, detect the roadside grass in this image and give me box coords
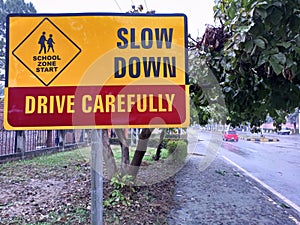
[0,148,88,169]
[111,145,169,163]
[0,144,174,224]
[0,144,169,173]
[0,144,172,185]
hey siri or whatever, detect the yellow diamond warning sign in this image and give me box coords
[12,18,81,86]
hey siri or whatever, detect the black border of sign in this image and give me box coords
[5,12,188,87]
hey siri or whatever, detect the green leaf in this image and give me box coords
[286,58,296,68]
[295,47,300,55]
[268,7,283,25]
[236,23,254,32]
[256,8,267,19]
[269,55,283,75]
[257,54,268,67]
[242,0,248,8]
[272,2,282,7]
[276,42,292,48]
[228,7,236,19]
[264,48,279,55]
[254,38,266,49]
[241,52,249,61]
[273,53,286,64]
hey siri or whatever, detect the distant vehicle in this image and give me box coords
[277,128,292,135]
[223,130,239,142]
[235,125,248,131]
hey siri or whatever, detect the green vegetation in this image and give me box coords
[166,139,188,164]
[189,0,300,128]
[0,148,90,175]
[104,173,134,208]
[101,138,187,212]
[0,145,177,224]
[0,144,171,172]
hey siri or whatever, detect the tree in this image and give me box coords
[100,6,167,181]
[0,0,36,79]
[115,129,130,175]
[102,129,117,179]
[188,42,227,126]
[101,127,155,180]
[190,0,300,128]
[128,128,154,178]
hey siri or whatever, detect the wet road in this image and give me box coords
[193,130,300,211]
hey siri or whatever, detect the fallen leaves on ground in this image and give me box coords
[0,153,175,224]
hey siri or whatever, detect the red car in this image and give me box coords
[223,130,239,142]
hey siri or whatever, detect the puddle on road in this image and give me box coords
[222,142,250,157]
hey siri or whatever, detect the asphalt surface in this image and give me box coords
[168,154,300,225]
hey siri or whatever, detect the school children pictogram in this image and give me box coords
[38,31,47,54]
[12,18,81,86]
[47,34,55,53]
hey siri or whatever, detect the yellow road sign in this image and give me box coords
[5,13,189,129]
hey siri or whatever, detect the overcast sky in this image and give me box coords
[25,0,215,37]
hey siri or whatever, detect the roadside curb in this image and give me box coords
[240,137,279,142]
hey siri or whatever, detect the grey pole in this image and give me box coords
[91,130,103,225]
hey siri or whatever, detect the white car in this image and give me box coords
[277,128,292,135]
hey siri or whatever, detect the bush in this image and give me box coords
[166,140,187,164]
[166,140,178,154]
[147,138,161,148]
[109,138,131,145]
[165,134,187,139]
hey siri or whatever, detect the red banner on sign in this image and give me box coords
[6,85,188,129]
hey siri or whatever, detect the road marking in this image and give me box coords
[246,148,258,153]
[223,156,300,214]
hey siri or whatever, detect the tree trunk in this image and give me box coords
[102,130,117,179]
[15,131,25,158]
[46,130,53,147]
[115,129,129,175]
[129,128,153,178]
[58,130,66,148]
[153,129,166,161]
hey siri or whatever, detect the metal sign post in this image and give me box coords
[91,130,103,225]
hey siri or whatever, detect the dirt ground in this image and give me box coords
[0,151,175,225]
